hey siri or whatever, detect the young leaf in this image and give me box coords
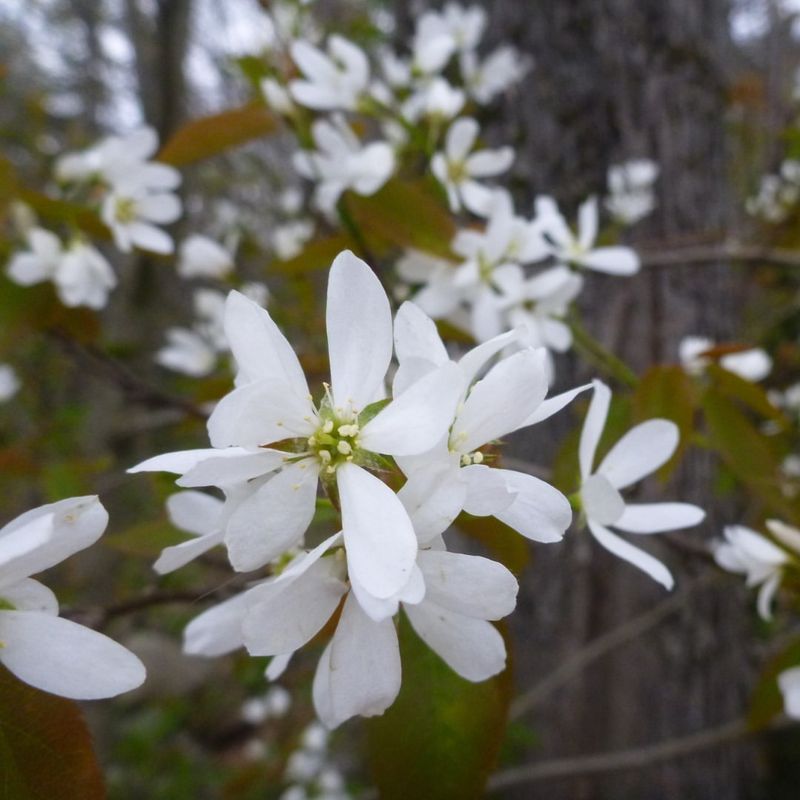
[0,665,106,799]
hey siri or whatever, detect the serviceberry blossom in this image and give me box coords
[779,668,800,719]
[679,336,772,382]
[605,159,659,225]
[6,228,116,310]
[177,235,234,279]
[459,46,531,105]
[134,251,462,601]
[293,116,395,214]
[535,195,640,275]
[431,117,514,216]
[578,380,705,589]
[0,365,20,402]
[714,520,800,619]
[0,497,145,698]
[416,3,487,53]
[273,220,315,261]
[102,182,182,255]
[289,35,370,111]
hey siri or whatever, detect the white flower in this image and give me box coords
[56,127,180,193]
[459,46,531,105]
[261,77,296,115]
[714,520,800,619]
[421,78,465,120]
[177,235,234,279]
[431,117,514,216]
[273,220,315,261]
[6,227,63,287]
[778,667,800,718]
[679,336,772,382]
[0,365,20,402]
[0,496,146,698]
[289,35,370,111]
[416,4,486,53]
[578,380,705,589]
[535,195,640,275]
[102,184,182,254]
[293,117,395,214]
[133,251,463,601]
[391,302,575,546]
[56,242,116,309]
[156,328,218,377]
[605,159,659,225]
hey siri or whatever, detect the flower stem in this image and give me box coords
[568,314,639,388]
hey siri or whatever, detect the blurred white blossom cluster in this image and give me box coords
[746,158,800,223]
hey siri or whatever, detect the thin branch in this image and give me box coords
[510,572,719,721]
[640,243,800,269]
[486,717,795,791]
[48,328,207,420]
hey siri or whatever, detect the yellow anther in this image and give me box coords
[472,451,484,464]
[337,441,352,455]
[322,420,334,434]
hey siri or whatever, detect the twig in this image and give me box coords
[486,716,795,790]
[509,572,719,720]
[48,328,207,420]
[640,243,800,269]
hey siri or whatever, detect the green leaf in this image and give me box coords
[0,665,106,799]
[707,364,789,425]
[367,615,511,800]
[347,179,455,258]
[158,103,278,167]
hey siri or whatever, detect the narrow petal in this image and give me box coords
[339,463,417,599]
[393,301,448,367]
[128,448,225,476]
[614,502,705,534]
[446,117,478,161]
[404,603,506,681]
[452,348,549,453]
[757,572,781,621]
[417,549,517,619]
[0,497,107,588]
[178,449,285,488]
[312,593,401,729]
[243,558,346,656]
[207,379,316,448]
[578,380,611,480]
[522,383,592,427]
[582,246,640,275]
[465,147,514,178]
[225,460,320,572]
[597,419,678,489]
[327,251,393,413]
[460,464,516,516]
[154,529,225,575]
[493,469,572,543]
[223,290,310,394]
[588,520,674,589]
[0,579,58,614]
[765,520,800,554]
[360,362,462,456]
[581,474,626,526]
[0,611,145,699]
[577,196,598,250]
[166,491,223,536]
[183,588,257,656]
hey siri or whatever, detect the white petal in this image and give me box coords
[207,379,316,448]
[465,147,514,178]
[166,491,223,536]
[614,502,705,534]
[339,463,417,599]
[417,549,517,619]
[393,301,448,367]
[456,328,519,386]
[581,474,626,526]
[360,362,462,456]
[0,611,145,699]
[327,251,393,413]
[577,196,598,250]
[757,572,781,621]
[578,380,611,480]
[493,469,572,543]
[128,221,174,254]
[128,448,225,476]
[460,464,516,516]
[223,290,310,395]
[452,348,549,453]
[522,383,592,427]
[404,603,506,681]
[597,419,678,489]
[446,117,478,161]
[588,520,674,589]
[0,497,107,588]
[0,579,58,614]
[766,519,800,554]
[312,593,401,728]
[349,563,425,622]
[154,529,225,575]
[225,460,320,572]
[243,558,346,656]
[178,449,285,488]
[582,246,640,275]
[266,652,292,681]
[461,181,495,217]
[183,588,256,656]
[398,462,466,543]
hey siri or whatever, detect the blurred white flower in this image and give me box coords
[261,77,296,115]
[102,184,182,254]
[0,365,20,402]
[605,159,659,225]
[460,46,531,105]
[177,235,234,279]
[56,242,117,309]
[679,336,772,382]
[273,220,315,260]
[779,667,800,718]
[416,4,486,53]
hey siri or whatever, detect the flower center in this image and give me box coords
[447,159,468,184]
[114,196,138,224]
[459,450,485,467]
[307,415,361,474]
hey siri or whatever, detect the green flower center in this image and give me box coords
[307,415,361,475]
[114,197,138,224]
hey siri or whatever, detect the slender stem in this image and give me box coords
[568,313,639,388]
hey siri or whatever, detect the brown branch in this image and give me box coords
[510,572,719,721]
[486,717,795,791]
[640,243,800,269]
[48,327,207,420]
